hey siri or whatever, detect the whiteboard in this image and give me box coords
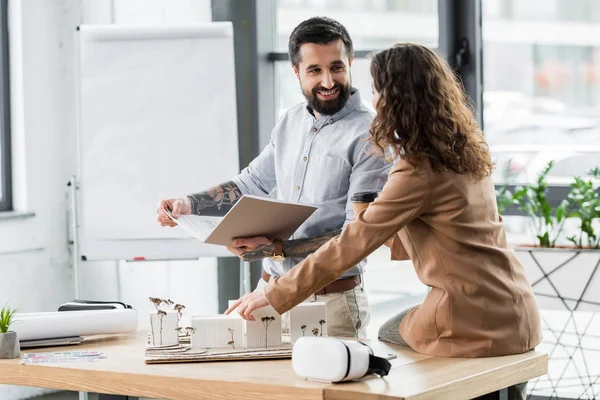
[76,24,238,260]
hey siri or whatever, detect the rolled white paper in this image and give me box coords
[12,309,138,341]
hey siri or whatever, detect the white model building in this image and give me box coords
[191,315,245,349]
[149,311,179,347]
[290,302,327,344]
[245,305,282,348]
[190,305,282,350]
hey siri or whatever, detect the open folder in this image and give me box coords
[165,195,318,246]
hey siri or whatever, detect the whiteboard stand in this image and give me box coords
[68,174,82,300]
[67,175,87,400]
[72,24,247,348]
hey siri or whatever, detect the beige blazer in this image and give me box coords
[264,158,542,358]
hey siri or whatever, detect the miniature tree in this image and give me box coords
[149,297,162,309]
[300,324,307,337]
[174,304,185,321]
[319,319,326,337]
[149,297,187,345]
[157,310,167,345]
[312,328,319,337]
[185,326,196,336]
[261,316,276,348]
[228,328,235,349]
[148,297,162,345]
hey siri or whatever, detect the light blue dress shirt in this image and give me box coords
[233,90,391,278]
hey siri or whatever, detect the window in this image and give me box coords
[275,0,438,116]
[0,0,10,212]
[484,0,600,22]
[483,0,600,187]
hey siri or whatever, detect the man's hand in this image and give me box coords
[156,197,192,227]
[225,291,270,321]
[226,237,274,262]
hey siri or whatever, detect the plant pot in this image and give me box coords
[514,246,600,311]
[0,331,20,359]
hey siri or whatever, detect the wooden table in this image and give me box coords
[0,331,547,400]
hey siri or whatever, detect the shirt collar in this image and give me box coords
[305,88,362,123]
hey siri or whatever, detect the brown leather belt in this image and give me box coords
[262,270,360,295]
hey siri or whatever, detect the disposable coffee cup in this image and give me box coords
[350,191,378,216]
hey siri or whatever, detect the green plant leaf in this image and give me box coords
[556,205,567,221]
[537,232,550,247]
[502,159,600,248]
[0,303,18,334]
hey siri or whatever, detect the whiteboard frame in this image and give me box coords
[74,23,238,261]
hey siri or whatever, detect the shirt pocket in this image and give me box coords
[304,154,348,202]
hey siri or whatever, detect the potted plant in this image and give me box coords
[0,303,20,359]
[496,161,600,312]
[497,161,570,248]
[497,163,600,400]
[564,168,600,249]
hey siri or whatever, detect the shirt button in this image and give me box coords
[303,156,308,161]
[312,127,317,132]
[296,185,301,190]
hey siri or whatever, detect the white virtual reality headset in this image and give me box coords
[292,337,392,383]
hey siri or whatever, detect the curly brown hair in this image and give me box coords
[369,43,493,180]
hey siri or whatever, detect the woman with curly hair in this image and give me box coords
[228,43,541,392]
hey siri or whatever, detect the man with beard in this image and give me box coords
[157,17,389,338]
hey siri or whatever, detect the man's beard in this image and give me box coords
[302,82,352,115]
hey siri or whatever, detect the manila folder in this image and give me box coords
[203,195,317,246]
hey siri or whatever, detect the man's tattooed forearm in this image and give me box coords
[188,181,243,216]
[240,243,275,262]
[282,229,342,258]
[238,229,343,262]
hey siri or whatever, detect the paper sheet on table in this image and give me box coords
[163,209,222,242]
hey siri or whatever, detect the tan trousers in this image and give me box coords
[255,278,370,339]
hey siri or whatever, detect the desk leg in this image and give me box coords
[97,395,138,400]
[474,387,508,400]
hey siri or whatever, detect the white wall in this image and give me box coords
[0,1,216,399]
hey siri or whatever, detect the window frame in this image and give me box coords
[0,0,11,212]
[268,0,572,213]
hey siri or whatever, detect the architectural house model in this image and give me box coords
[149,311,179,346]
[148,296,183,347]
[245,305,282,348]
[290,302,327,344]
[190,305,282,350]
[191,315,245,349]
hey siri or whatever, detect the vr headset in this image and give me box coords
[292,337,392,383]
